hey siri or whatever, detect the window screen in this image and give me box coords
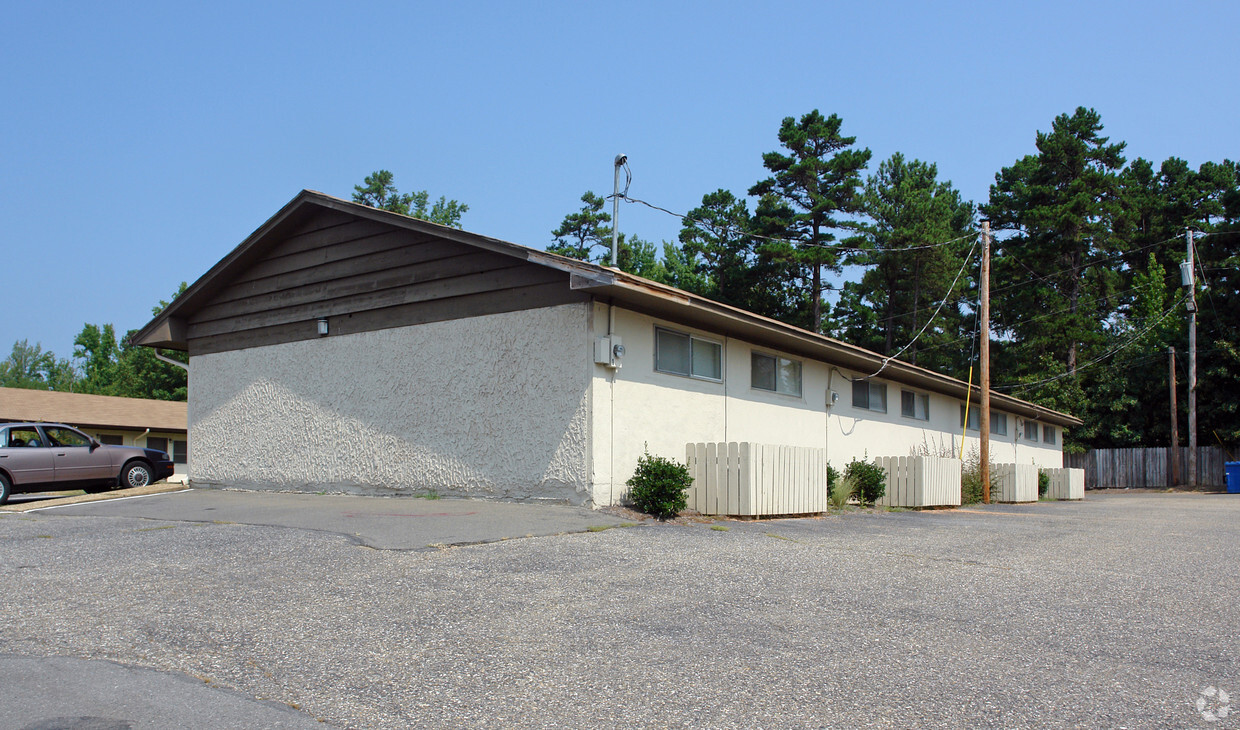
[752,352,802,397]
[655,328,722,382]
[901,390,929,420]
[852,380,887,412]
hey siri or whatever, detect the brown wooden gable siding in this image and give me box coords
[186,210,587,356]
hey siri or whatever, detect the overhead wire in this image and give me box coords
[863,241,978,379]
[995,293,1190,394]
[616,192,979,253]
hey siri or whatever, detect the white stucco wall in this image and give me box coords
[189,303,593,503]
[590,304,1066,505]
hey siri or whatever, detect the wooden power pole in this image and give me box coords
[1187,229,1198,487]
[980,221,991,503]
[1169,346,1179,487]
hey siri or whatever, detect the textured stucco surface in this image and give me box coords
[591,306,1066,505]
[189,304,591,503]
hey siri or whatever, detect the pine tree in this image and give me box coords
[982,107,1126,379]
[750,110,871,332]
[843,153,975,374]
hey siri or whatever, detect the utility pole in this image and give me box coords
[980,220,991,503]
[1186,229,1198,487]
[610,154,626,268]
[1169,346,1179,487]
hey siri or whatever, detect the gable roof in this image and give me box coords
[0,387,187,433]
[133,190,1081,428]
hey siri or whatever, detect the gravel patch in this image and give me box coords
[0,492,1236,728]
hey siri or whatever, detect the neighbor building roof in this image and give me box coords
[132,189,1082,428]
[0,387,188,433]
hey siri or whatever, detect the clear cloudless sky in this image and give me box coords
[2,0,1236,363]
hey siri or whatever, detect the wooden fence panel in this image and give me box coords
[875,456,961,507]
[1044,468,1085,500]
[1065,447,1231,488]
[686,442,825,516]
[993,463,1038,503]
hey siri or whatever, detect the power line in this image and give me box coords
[617,193,979,254]
[865,241,978,379]
[995,293,1190,394]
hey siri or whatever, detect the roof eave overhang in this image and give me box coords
[567,274,1083,429]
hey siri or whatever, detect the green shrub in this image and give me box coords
[627,451,693,520]
[828,473,857,510]
[1037,470,1050,497]
[959,447,998,505]
[827,463,840,491]
[844,458,886,506]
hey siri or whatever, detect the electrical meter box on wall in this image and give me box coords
[594,336,623,368]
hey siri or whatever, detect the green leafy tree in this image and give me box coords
[73,323,122,393]
[72,284,189,401]
[352,170,469,228]
[750,110,871,332]
[0,340,74,391]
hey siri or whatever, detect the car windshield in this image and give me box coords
[44,427,91,448]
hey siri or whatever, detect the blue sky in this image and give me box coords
[2,0,1236,363]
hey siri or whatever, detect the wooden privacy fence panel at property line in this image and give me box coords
[685,442,826,516]
[992,463,1039,503]
[874,456,961,508]
[1065,447,1231,489]
[1044,468,1085,500]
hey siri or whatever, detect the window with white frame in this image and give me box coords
[852,380,887,412]
[1043,425,1057,445]
[901,390,929,421]
[655,327,722,381]
[960,404,979,431]
[990,412,1009,436]
[751,352,802,397]
[1024,420,1039,441]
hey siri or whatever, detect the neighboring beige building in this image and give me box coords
[133,190,1081,507]
[0,386,188,479]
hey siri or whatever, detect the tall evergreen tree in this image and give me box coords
[750,110,871,332]
[352,170,469,228]
[841,153,975,374]
[675,189,790,319]
[982,107,1126,381]
[548,192,612,261]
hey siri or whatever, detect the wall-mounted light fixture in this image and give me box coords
[317,318,329,336]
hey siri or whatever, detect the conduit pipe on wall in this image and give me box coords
[154,349,189,371]
[607,300,616,506]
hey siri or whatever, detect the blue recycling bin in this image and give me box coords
[1228,462,1240,494]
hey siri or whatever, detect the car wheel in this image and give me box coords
[0,473,10,505]
[121,462,153,489]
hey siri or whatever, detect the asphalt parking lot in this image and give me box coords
[0,489,1236,728]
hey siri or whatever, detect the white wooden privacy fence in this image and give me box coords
[992,463,1039,503]
[1043,467,1085,500]
[685,443,826,516]
[874,456,962,507]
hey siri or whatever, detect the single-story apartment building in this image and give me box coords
[0,386,189,479]
[132,190,1081,507]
